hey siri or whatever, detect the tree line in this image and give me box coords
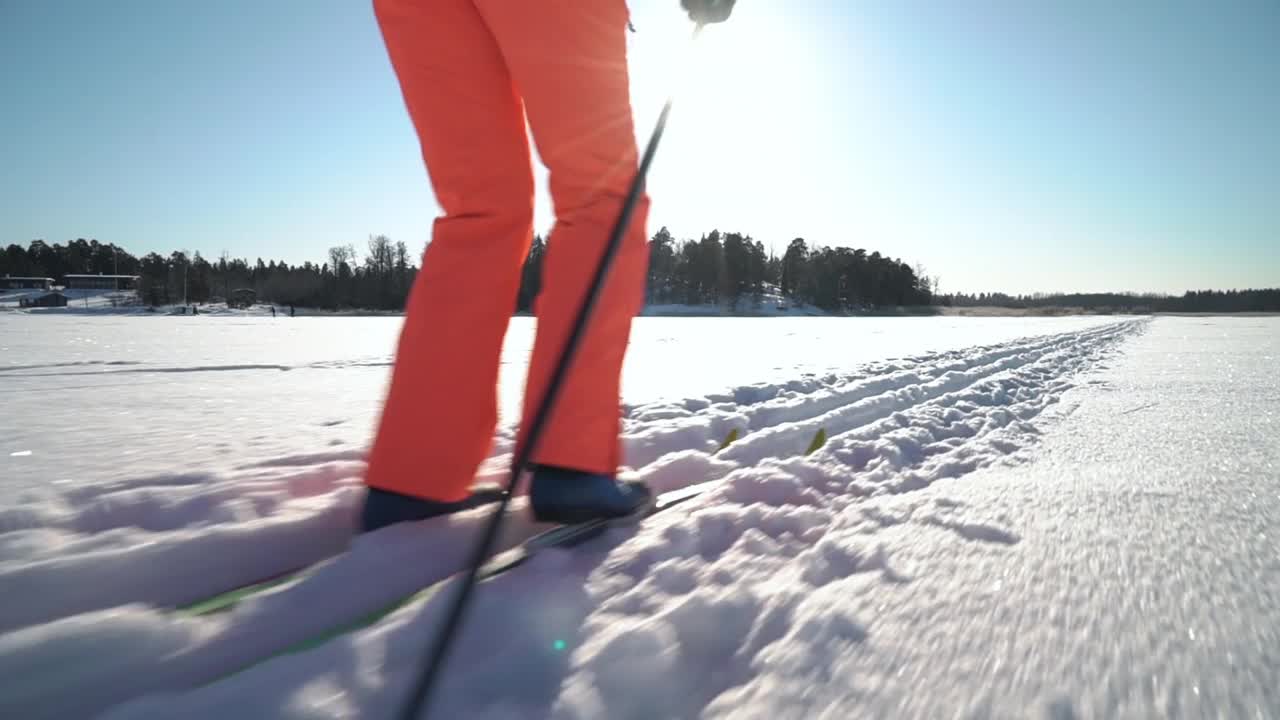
[941,289,1280,313]
[518,229,936,313]
[3,238,139,279]
[6,236,1274,314]
[2,236,418,310]
[0,229,933,313]
[775,237,935,310]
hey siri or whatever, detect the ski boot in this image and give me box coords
[359,482,505,533]
[528,465,654,525]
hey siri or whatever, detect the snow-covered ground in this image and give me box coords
[1,314,1120,489]
[1,315,1276,719]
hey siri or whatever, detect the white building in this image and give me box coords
[0,276,54,291]
[64,274,140,291]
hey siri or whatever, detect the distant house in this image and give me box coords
[0,276,54,291]
[228,288,257,309]
[64,274,140,291]
[19,292,68,308]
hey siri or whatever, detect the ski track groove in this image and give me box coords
[0,319,1146,720]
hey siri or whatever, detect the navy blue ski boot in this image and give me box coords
[528,465,654,525]
[360,483,505,533]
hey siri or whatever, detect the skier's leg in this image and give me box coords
[362,0,534,527]
[478,0,650,486]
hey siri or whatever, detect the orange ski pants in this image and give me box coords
[364,0,650,501]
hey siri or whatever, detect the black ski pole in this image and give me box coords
[396,23,706,720]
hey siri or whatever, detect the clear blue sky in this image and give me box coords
[2,0,1276,294]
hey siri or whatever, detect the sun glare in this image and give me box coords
[623,4,837,250]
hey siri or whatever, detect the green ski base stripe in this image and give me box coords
[180,572,306,616]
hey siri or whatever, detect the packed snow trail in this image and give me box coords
[0,318,1150,719]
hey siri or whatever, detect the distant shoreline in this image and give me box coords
[5,300,1277,319]
[1152,311,1280,317]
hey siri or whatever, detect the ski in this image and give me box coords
[181,475,725,617]
[478,478,720,580]
[199,479,721,686]
[178,439,748,618]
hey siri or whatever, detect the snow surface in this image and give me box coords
[2,315,1275,719]
[2,314,1121,490]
